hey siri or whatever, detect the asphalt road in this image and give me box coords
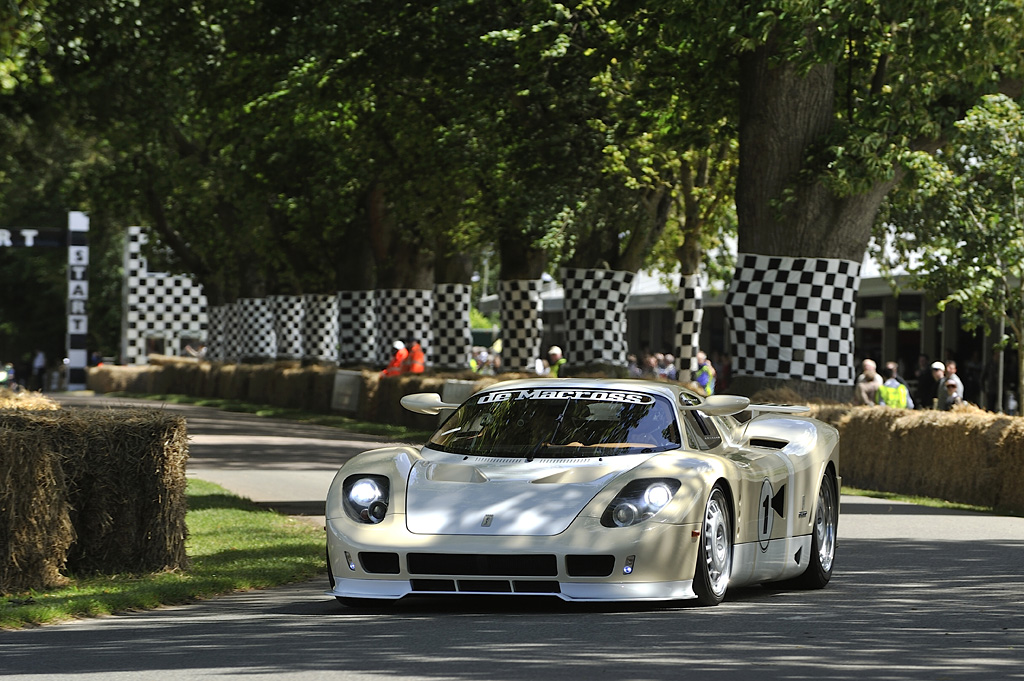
[2,394,1022,681]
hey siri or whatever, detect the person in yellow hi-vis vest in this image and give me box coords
[876,364,914,408]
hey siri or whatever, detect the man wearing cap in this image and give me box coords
[926,361,947,408]
[941,378,964,410]
[547,346,567,377]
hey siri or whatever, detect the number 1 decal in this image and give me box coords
[758,479,773,551]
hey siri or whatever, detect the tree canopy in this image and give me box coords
[2,0,1024,389]
[877,93,1024,396]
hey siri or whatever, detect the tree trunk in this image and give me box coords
[496,229,548,372]
[729,41,895,402]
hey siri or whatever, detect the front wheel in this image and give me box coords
[792,470,838,589]
[693,484,732,606]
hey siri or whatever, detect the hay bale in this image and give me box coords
[0,409,189,576]
[59,409,190,573]
[995,419,1024,512]
[0,388,60,411]
[0,429,73,594]
[245,363,276,405]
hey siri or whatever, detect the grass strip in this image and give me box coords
[108,391,433,441]
[0,479,325,630]
[842,486,1007,515]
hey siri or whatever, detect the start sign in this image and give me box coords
[0,228,65,248]
[0,214,89,391]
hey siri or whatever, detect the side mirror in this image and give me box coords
[679,394,752,416]
[400,392,461,415]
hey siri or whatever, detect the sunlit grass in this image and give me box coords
[841,486,1014,515]
[0,479,325,629]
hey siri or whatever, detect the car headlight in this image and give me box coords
[601,478,682,528]
[342,475,390,524]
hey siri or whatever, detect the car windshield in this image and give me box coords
[427,387,681,459]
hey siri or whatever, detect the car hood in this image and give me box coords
[404,450,652,536]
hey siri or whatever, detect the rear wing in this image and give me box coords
[679,395,810,417]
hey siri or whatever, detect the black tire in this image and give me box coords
[693,484,732,606]
[792,470,838,589]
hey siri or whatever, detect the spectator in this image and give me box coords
[885,361,908,387]
[640,353,658,378]
[876,364,914,408]
[941,379,963,410]
[626,353,642,378]
[936,360,965,406]
[657,353,678,381]
[547,346,567,377]
[695,351,716,395]
[913,355,938,409]
[30,349,46,391]
[853,359,882,405]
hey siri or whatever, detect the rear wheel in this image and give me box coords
[693,485,732,606]
[792,470,838,589]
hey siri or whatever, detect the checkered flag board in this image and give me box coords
[561,268,634,367]
[205,304,228,362]
[375,289,434,366]
[499,279,543,372]
[338,290,377,365]
[725,253,861,384]
[221,303,244,362]
[236,297,276,360]
[302,293,340,363]
[674,274,704,381]
[123,226,208,365]
[432,283,472,370]
[270,295,305,360]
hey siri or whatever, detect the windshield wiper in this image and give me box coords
[526,399,572,462]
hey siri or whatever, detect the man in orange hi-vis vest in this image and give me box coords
[381,341,409,377]
[405,340,426,374]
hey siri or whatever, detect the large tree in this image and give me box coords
[654,0,1024,399]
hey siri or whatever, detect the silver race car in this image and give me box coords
[325,378,839,606]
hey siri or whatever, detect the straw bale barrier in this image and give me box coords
[832,404,1024,512]
[0,429,74,593]
[0,395,188,593]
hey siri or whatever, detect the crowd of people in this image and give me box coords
[381,338,727,396]
[852,355,1009,411]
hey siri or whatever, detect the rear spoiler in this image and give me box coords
[679,394,810,417]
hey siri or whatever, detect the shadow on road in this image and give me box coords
[3,538,1023,680]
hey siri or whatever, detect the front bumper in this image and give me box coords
[326,513,701,602]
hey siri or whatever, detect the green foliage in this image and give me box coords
[877,94,1024,389]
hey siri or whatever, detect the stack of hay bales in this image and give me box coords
[0,389,189,594]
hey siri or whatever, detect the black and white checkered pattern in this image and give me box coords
[338,290,377,365]
[220,303,245,362]
[122,226,208,365]
[302,293,340,363]
[269,295,305,360]
[674,274,704,381]
[375,289,434,366]
[499,280,543,372]
[205,304,228,362]
[236,297,276,360]
[432,283,473,370]
[561,268,634,367]
[726,253,861,384]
